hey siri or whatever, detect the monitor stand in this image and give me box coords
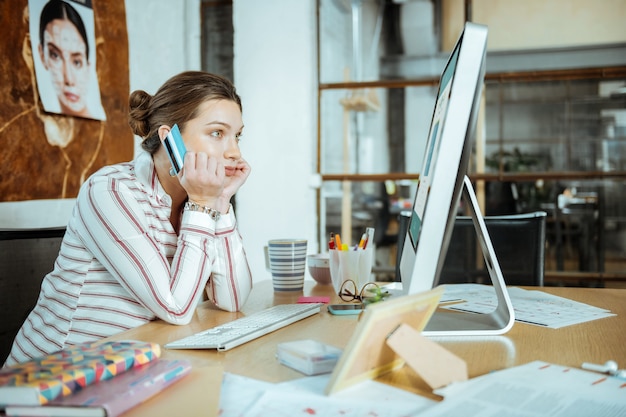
[422,176,515,336]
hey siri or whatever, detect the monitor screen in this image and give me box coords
[396,22,488,296]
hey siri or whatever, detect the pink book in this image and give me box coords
[4,359,192,417]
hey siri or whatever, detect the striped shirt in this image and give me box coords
[4,152,253,366]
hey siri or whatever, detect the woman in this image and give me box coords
[4,71,253,365]
[38,0,94,118]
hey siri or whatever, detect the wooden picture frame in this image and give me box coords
[325,286,443,395]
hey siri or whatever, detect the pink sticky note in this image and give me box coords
[298,296,330,304]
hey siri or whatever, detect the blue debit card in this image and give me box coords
[163,124,187,174]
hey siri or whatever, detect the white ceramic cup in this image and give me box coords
[264,239,308,291]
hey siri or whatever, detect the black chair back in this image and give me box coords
[0,228,65,363]
[439,212,547,286]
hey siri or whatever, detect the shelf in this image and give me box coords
[380,43,626,81]
[319,171,626,183]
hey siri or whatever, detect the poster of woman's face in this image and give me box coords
[29,0,106,120]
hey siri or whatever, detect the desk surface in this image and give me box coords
[108,281,626,413]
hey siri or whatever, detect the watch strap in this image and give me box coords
[184,201,221,221]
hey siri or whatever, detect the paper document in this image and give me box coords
[440,284,615,328]
[218,361,625,416]
[219,372,437,417]
[423,361,626,417]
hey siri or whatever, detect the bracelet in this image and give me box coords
[184,201,221,221]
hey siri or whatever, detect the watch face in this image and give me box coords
[209,210,220,221]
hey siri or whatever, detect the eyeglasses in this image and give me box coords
[339,280,390,304]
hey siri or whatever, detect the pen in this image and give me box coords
[154,365,188,386]
[362,227,375,250]
[358,232,367,249]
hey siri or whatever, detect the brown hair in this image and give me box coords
[128,71,242,154]
[40,0,89,62]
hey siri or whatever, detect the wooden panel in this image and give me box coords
[0,1,132,201]
[472,0,626,50]
[442,0,626,51]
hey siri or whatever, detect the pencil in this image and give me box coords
[335,233,342,249]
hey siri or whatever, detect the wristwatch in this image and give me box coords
[184,201,221,221]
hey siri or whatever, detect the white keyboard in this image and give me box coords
[164,303,323,351]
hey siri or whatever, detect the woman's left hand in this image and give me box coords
[222,158,251,202]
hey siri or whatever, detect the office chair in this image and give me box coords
[439,211,547,287]
[0,227,65,363]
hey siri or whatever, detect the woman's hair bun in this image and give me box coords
[128,90,153,138]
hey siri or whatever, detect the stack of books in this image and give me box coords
[0,339,191,417]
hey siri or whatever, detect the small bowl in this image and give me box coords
[307,253,331,285]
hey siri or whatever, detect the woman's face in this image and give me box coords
[39,18,90,117]
[180,99,244,187]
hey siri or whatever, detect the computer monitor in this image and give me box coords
[389,22,515,336]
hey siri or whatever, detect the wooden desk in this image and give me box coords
[109,281,626,414]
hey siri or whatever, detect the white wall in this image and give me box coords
[125,0,201,154]
[126,0,200,83]
[233,0,319,283]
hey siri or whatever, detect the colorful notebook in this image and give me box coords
[4,359,191,417]
[0,340,160,407]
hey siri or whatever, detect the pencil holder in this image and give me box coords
[329,246,374,295]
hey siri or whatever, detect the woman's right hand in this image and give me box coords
[178,151,226,212]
